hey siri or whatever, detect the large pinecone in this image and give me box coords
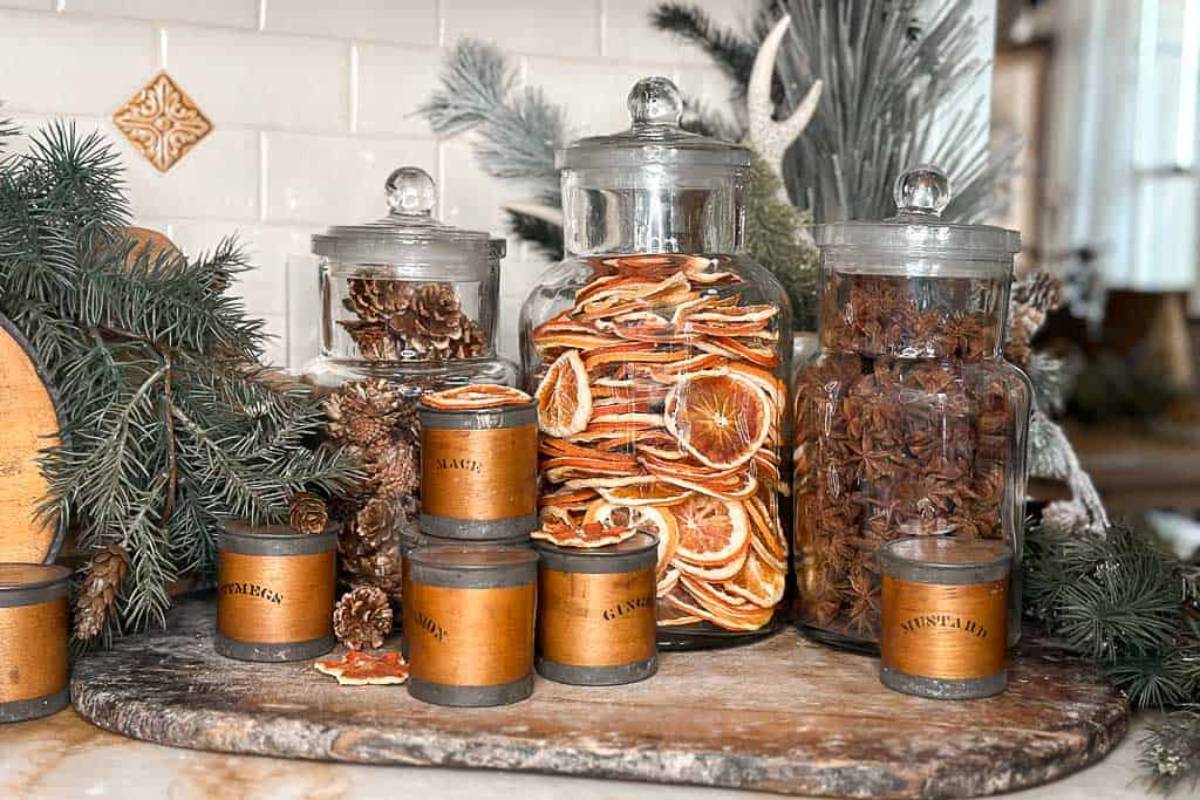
[364,441,419,499]
[357,543,404,597]
[324,379,407,446]
[289,492,329,534]
[388,282,486,360]
[74,545,129,640]
[332,585,393,650]
[340,320,397,360]
[350,496,401,552]
[343,277,415,322]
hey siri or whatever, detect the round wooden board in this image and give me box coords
[0,314,64,563]
[71,594,1129,799]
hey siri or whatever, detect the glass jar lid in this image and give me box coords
[311,166,504,271]
[556,76,750,170]
[813,165,1021,259]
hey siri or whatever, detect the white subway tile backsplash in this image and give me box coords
[167,27,349,132]
[0,0,51,9]
[442,0,601,58]
[264,0,437,46]
[265,131,437,225]
[525,56,654,135]
[439,139,533,237]
[62,0,259,29]
[0,11,155,115]
[259,313,290,368]
[356,43,440,136]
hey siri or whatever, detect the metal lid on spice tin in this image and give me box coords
[218,521,338,556]
[408,545,538,588]
[0,564,71,607]
[418,398,537,430]
[536,532,658,574]
[880,536,1011,585]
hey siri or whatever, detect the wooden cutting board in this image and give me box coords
[70,594,1128,799]
[0,314,64,563]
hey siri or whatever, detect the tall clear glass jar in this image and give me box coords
[793,166,1030,652]
[304,166,519,600]
[521,78,792,649]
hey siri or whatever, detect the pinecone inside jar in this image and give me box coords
[388,282,486,360]
[333,585,394,650]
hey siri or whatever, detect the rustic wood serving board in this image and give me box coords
[71,594,1128,799]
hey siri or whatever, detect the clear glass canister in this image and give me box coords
[521,78,792,649]
[793,165,1030,652]
[304,167,519,600]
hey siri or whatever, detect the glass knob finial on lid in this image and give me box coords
[627,76,683,127]
[386,166,437,215]
[893,164,951,219]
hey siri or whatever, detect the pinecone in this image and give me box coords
[340,321,397,360]
[388,282,487,360]
[74,545,129,640]
[343,277,415,322]
[323,379,406,446]
[289,492,329,534]
[333,585,393,650]
[358,542,404,596]
[1014,269,1063,312]
[350,496,401,551]
[365,441,419,499]
[1004,303,1045,367]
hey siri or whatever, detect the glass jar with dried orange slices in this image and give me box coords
[520,77,792,649]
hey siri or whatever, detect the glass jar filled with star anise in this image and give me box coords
[521,77,792,649]
[794,165,1030,652]
[304,166,519,603]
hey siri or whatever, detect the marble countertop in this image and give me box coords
[0,709,1153,800]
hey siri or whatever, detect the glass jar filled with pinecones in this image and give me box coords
[793,166,1031,653]
[304,166,519,604]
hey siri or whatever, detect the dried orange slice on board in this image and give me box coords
[421,384,531,410]
[666,371,770,469]
[314,650,409,686]
[536,350,592,437]
[671,494,750,565]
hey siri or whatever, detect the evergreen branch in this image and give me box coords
[651,3,761,94]
[505,208,563,261]
[1140,707,1200,794]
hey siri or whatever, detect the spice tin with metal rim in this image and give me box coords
[418,400,537,541]
[405,545,537,706]
[879,536,1011,700]
[536,532,658,686]
[0,563,70,723]
[216,521,337,662]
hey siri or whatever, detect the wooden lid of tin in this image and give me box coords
[219,520,337,555]
[880,537,1011,585]
[408,545,537,588]
[536,532,658,574]
[0,563,71,606]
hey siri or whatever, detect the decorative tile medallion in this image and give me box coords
[113,71,212,172]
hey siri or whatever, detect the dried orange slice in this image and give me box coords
[314,650,409,686]
[725,549,785,607]
[671,494,749,566]
[421,384,532,410]
[665,371,770,470]
[657,566,681,598]
[532,520,634,548]
[583,499,676,549]
[536,350,592,437]
[597,482,690,507]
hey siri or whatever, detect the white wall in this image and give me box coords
[0,0,757,367]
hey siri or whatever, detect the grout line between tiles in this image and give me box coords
[258,132,269,223]
[157,26,168,70]
[257,0,267,32]
[348,43,359,134]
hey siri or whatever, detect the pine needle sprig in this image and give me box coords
[505,208,563,261]
[1140,707,1200,794]
[651,2,761,94]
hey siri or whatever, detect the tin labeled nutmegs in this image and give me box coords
[216,521,337,662]
[0,564,70,723]
[405,544,537,706]
[536,533,658,686]
[879,537,1011,700]
[418,386,537,541]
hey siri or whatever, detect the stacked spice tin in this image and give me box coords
[405,383,660,706]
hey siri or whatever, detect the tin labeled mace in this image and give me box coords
[879,536,1011,700]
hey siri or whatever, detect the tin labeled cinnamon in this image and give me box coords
[879,536,1011,700]
[418,391,537,541]
[216,521,337,662]
[405,545,536,706]
[0,564,70,723]
[536,533,658,685]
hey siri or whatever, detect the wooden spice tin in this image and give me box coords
[216,521,337,662]
[405,545,537,707]
[535,533,658,686]
[0,564,70,723]
[879,537,1011,700]
[418,400,537,541]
